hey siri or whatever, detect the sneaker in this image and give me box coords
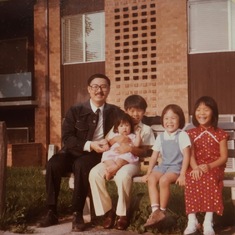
[203,222,215,235]
[143,209,166,228]
[37,210,58,227]
[184,219,200,235]
[72,212,86,232]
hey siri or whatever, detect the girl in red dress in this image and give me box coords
[184,96,228,235]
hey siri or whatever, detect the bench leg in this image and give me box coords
[83,196,91,222]
[231,187,235,206]
[231,187,235,226]
[68,174,74,189]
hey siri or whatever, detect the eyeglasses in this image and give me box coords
[89,84,109,91]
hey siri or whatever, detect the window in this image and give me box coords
[188,0,235,54]
[62,12,105,64]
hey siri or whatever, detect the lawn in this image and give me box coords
[1,167,235,234]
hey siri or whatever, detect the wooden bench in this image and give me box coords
[56,114,235,219]
[151,115,235,206]
[190,118,235,205]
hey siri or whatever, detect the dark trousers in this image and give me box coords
[45,151,101,214]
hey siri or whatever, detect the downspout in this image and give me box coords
[45,0,50,155]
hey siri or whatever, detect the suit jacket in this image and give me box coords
[61,100,123,156]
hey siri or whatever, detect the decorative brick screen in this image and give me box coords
[105,0,158,114]
[113,3,157,82]
[106,0,188,117]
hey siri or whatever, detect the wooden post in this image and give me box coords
[0,122,7,214]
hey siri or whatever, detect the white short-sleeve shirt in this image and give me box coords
[152,129,191,153]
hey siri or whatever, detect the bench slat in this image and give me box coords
[223,180,235,188]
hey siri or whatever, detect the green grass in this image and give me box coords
[0,167,235,234]
[1,167,72,233]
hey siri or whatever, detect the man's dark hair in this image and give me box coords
[124,95,147,111]
[87,74,111,86]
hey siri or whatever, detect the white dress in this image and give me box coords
[101,133,139,163]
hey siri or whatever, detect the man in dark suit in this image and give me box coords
[38,73,123,232]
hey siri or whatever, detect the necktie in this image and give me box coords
[93,108,103,140]
[95,108,100,127]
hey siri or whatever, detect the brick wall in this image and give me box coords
[34,0,49,165]
[105,0,189,119]
[48,0,62,149]
[34,0,62,165]
[32,0,189,165]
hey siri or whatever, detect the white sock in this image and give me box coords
[188,213,197,224]
[204,212,213,225]
[151,204,159,212]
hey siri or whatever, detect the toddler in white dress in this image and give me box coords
[101,113,141,180]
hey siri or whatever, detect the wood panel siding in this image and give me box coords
[61,0,105,117]
[62,62,105,117]
[188,52,235,114]
[61,0,104,16]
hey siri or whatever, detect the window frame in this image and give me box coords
[61,11,105,64]
[188,0,235,54]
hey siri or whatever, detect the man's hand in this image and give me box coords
[91,139,109,153]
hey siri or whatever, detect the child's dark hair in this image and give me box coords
[87,73,111,86]
[124,95,147,111]
[192,96,218,128]
[161,104,185,129]
[113,113,135,134]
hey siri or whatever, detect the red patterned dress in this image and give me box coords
[185,126,228,215]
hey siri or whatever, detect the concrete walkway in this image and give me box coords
[0,221,154,235]
[1,221,235,235]
[0,214,234,235]
[0,213,153,235]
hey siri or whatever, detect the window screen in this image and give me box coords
[188,0,235,53]
[62,12,105,64]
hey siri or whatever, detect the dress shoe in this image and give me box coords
[115,215,129,230]
[37,210,58,227]
[72,212,86,232]
[103,209,116,229]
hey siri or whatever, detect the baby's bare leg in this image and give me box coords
[105,159,129,180]
[115,158,128,168]
[103,160,116,180]
[103,159,115,168]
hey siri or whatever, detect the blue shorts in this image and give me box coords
[153,164,181,174]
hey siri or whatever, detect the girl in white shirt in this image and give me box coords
[142,104,191,228]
